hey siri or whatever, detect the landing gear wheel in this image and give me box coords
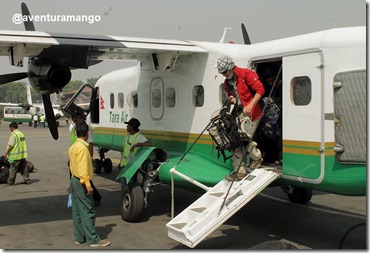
[93,159,102,174]
[120,184,144,222]
[103,158,112,173]
[287,186,312,204]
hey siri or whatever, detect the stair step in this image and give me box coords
[166,168,280,248]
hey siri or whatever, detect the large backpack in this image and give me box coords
[0,156,10,184]
[208,106,249,161]
[260,97,281,139]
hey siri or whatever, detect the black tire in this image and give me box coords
[120,184,144,222]
[287,186,312,204]
[93,159,102,174]
[103,158,113,173]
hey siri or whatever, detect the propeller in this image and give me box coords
[42,94,58,140]
[0,73,28,85]
[241,23,251,45]
[22,2,59,140]
[21,2,35,31]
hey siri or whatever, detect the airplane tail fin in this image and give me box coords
[26,84,33,105]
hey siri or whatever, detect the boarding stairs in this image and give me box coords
[166,168,280,248]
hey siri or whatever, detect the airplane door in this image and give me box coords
[62,83,94,118]
[150,78,164,120]
[282,53,323,179]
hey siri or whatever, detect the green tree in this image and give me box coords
[0,81,27,104]
[86,76,101,86]
[62,80,84,93]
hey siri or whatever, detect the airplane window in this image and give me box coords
[291,76,311,106]
[192,85,204,107]
[127,91,138,108]
[152,89,161,108]
[110,93,114,109]
[118,92,124,108]
[166,88,176,108]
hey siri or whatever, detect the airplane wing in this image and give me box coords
[0,30,208,69]
[0,30,208,140]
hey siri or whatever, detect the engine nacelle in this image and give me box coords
[28,60,71,95]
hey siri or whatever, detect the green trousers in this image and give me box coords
[70,177,101,244]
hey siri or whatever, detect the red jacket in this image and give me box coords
[223,66,265,121]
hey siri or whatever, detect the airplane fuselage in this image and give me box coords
[88,27,365,196]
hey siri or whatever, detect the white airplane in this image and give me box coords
[0,84,64,124]
[0,2,365,248]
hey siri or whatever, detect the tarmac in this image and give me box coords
[0,123,366,250]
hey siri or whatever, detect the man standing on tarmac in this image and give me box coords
[69,112,102,206]
[39,114,45,128]
[4,122,30,185]
[69,122,110,248]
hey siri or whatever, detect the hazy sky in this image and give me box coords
[0,0,366,82]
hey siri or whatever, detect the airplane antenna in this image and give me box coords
[219,28,232,43]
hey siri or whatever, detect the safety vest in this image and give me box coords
[70,124,93,145]
[70,126,78,145]
[119,132,142,167]
[8,129,28,161]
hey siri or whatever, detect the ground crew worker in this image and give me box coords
[69,112,102,206]
[119,118,152,169]
[69,122,110,248]
[4,122,30,185]
[33,114,38,128]
[39,114,45,128]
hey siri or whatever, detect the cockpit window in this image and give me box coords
[127,91,138,108]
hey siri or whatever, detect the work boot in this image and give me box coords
[225,171,247,181]
[249,158,263,170]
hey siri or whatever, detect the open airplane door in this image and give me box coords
[282,53,323,180]
[62,84,94,118]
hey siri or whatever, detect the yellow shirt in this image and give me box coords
[69,139,93,188]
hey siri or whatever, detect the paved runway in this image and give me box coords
[0,123,366,250]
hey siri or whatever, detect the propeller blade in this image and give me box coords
[241,23,251,45]
[21,2,35,31]
[0,73,28,85]
[42,94,59,140]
